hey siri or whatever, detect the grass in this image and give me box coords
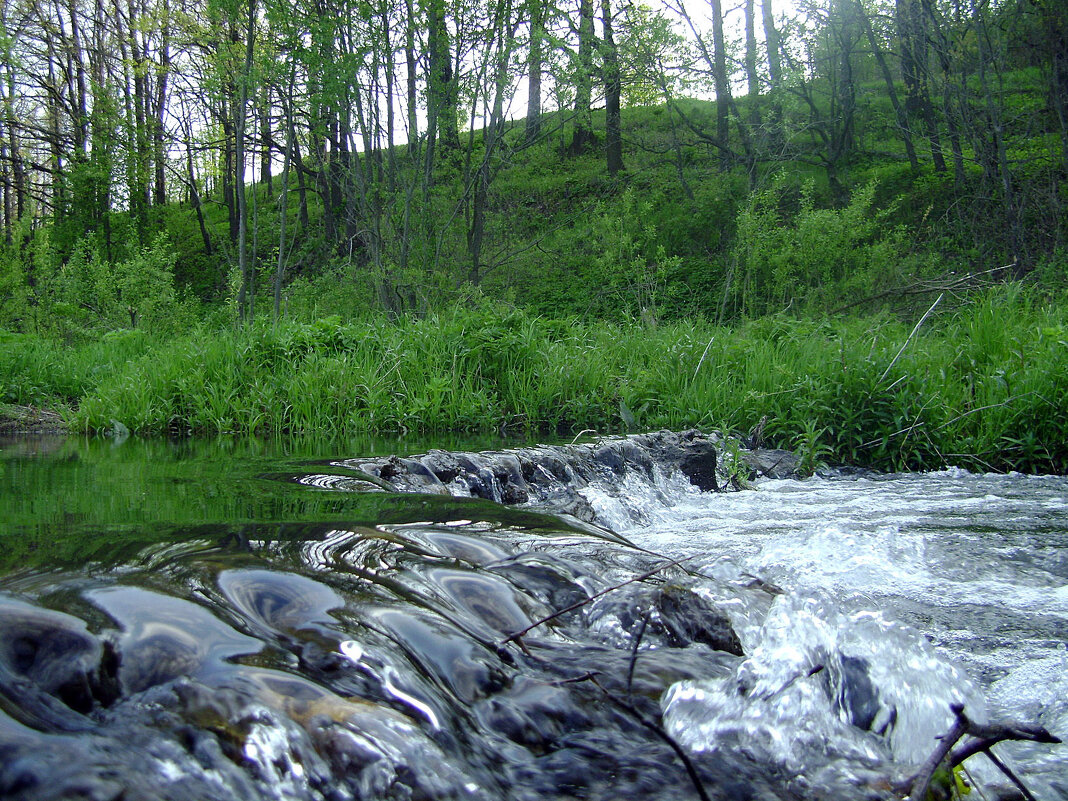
[4,286,1066,474]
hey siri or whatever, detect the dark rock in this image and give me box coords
[349,430,733,524]
[500,483,529,504]
[591,445,626,474]
[834,655,895,735]
[678,441,719,491]
[535,487,597,523]
[475,679,590,751]
[655,585,744,655]
[0,600,118,723]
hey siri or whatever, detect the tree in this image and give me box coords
[897,0,947,171]
[524,0,544,141]
[570,0,595,154]
[233,0,256,322]
[601,0,623,176]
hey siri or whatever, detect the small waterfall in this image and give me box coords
[2,433,1062,801]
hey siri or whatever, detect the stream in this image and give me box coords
[1,433,1065,800]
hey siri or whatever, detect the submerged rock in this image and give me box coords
[347,430,730,521]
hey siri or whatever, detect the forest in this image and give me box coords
[1,0,1067,471]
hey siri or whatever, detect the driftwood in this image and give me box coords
[900,703,1061,801]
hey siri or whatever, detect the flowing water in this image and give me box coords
[0,434,1065,801]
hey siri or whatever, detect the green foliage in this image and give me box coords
[588,187,680,322]
[11,232,191,340]
[4,287,1063,474]
[729,178,912,318]
[0,238,30,332]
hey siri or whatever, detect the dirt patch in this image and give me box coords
[0,404,68,435]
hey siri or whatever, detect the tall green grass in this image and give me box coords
[5,287,1066,473]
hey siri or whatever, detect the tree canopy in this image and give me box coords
[0,0,1065,327]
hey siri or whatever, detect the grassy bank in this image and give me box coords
[3,286,1066,473]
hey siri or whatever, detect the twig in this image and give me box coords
[902,704,1060,801]
[906,712,969,800]
[832,264,1011,314]
[980,748,1038,801]
[587,675,712,801]
[859,392,1034,450]
[930,392,1037,434]
[501,558,691,645]
[569,428,599,445]
[880,293,944,384]
[626,609,651,701]
[692,336,715,382]
[959,762,990,801]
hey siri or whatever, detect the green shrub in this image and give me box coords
[728,178,911,318]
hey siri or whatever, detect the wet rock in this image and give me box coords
[633,429,720,490]
[0,600,118,725]
[86,585,262,694]
[348,430,730,524]
[372,608,509,703]
[678,442,719,491]
[534,486,597,523]
[741,448,801,479]
[475,679,590,751]
[584,583,745,657]
[424,567,548,637]
[379,455,449,494]
[834,655,896,735]
[490,556,590,614]
[591,445,626,474]
[656,585,744,656]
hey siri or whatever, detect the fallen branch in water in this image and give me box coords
[901,703,1061,801]
[500,557,691,646]
[626,609,652,701]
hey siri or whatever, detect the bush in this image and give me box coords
[728,178,911,318]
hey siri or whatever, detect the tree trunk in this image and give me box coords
[184,124,212,257]
[222,110,238,242]
[601,0,623,176]
[525,0,544,142]
[857,0,918,170]
[259,86,272,192]
[744,0,761,122]
[235,0,256,324]
[762,0,784,148]
[1,126,10,243]
[468,0,519,284]
[710,0,731,170]
[153,0,170,207]
[570,0,595,155]
[973,0,1023,270]
[274,97,292,321]
[922,0,967,182]
[428,0,459,154]
[2,64,24,225]
[897,0,946,171]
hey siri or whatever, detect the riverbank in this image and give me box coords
[2,286,1066,473]
[0,403,67,435]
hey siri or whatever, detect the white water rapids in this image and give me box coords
[584,468,1068,799]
